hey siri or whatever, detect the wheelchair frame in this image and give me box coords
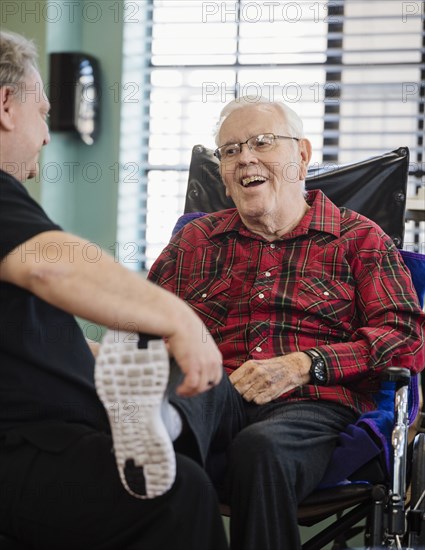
[298,368,425,550]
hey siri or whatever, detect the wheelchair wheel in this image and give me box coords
[408,433,425,548]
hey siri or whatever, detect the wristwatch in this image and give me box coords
[305,349,328,385]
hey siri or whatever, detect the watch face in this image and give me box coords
[314,362,327,382]
[311,357,327,384]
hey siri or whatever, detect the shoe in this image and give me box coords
[95,330,176,499]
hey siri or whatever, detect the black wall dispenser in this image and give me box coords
[49,52,100,145]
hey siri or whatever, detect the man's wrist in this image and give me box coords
[287,352,312,386]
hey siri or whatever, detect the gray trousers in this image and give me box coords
[170,368,358,550]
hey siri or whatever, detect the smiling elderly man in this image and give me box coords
[148,96,425,550]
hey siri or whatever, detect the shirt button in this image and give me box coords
[258,293,265,299]
[270,243,276,249]
[255,346,262,352]
[323,291,330,297]
[265,271,271,277]
[201,293,207,298]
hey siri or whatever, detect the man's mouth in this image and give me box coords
[240,175,267,188]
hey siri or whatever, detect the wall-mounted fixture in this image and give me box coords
[49,53,100,145]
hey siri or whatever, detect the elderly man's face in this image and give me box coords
[218,104,310,225]
[8,68,51,180]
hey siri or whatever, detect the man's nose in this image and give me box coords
[238,143,258,164]
[43,131,51,146]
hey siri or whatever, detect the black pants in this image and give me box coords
[0,425,228,550]
[171,372,358,550]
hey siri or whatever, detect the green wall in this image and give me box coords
[1,0,123,251]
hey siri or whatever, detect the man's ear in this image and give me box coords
[298,138,312,181]
[0,85,18,131]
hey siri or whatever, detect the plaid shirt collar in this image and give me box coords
[209,189,341,241]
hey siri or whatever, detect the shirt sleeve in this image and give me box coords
[0,174,62,261]
[316,243,425,383]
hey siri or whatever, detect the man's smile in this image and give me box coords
[240,175,267,187]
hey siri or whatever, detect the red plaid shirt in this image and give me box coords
[148,190,425,414]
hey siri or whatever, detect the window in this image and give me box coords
[118,0,425,270]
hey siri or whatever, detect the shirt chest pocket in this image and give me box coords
[184,276,232,327]
[297,277,356,328]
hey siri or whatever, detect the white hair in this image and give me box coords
[214,95,304,145]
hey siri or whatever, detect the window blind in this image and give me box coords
[117,0,424,270]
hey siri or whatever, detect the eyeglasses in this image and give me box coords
[214,133,299,162]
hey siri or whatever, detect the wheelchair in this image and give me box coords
[181,145,425,550]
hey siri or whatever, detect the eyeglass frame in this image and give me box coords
[214,133,300,162]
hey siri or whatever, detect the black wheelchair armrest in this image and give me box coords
[382,366,411,387]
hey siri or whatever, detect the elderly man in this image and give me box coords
[148,96,425,549]
[0,30,228,550]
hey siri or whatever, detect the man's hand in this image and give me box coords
[229,352,311,405]
[167,323,223,398]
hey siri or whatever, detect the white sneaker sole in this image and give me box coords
[95,330,176,499]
